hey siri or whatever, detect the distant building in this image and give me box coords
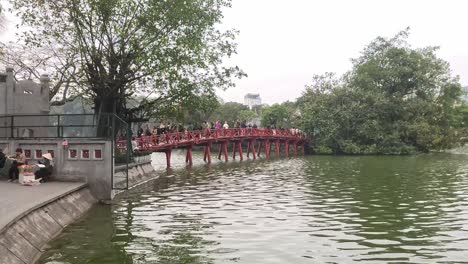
[244,93,261,110]
[462,86,468,103]
[0,67,50,137]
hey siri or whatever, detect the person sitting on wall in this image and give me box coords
[35,153,53,182]
[0,148,6,169]
[8,148,26,182]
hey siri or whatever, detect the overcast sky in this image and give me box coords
[1,0,467,105]
[218,0,468,104]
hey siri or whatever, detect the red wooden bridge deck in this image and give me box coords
[118,128,308,168]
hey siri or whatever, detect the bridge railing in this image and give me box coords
[117,128,306,151]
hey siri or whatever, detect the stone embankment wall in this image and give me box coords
[0,187,96,264]
[113,155,155,195]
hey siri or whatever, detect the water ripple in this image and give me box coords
[39,153,468,264]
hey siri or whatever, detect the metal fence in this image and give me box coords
[0,113,127,139]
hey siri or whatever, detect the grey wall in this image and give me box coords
[0,139,113,201]
[0,67,50,138]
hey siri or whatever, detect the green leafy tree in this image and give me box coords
[238,109,257,124]
[260,101,301,129]
[300,29,464,154]
[261,104,290,128]
[165,95,220,130]
[11,0,245,134]
[209,102,249,124]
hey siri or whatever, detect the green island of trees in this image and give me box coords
[298,30,468,154]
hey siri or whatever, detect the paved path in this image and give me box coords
[0,180,87,232]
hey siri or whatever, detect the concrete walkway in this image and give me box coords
[0,180,87,232]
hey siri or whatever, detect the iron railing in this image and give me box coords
[0,113,129,139]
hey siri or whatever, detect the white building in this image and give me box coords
[462,86,468,103]
[244,93,261,110]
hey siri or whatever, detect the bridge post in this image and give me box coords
[238,141,243,161]
[275,139,281,158]
[232,143,237,159]
[217,142,229,162]
[165,149,172,168]
[257,141,262,157]
[223,142,229,162]
[250,139,257,160]
[186,145,193,166]
[265,139,270,158]
[204,145,207,161]
[218,143,223,160]
[204,142,212,163]
[246,141,250,158]
[275,140,280,157]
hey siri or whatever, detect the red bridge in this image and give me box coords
[118,128,308,168]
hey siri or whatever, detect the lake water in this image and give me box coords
[39,153,468,263]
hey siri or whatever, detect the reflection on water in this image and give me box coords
[40,153,468,263]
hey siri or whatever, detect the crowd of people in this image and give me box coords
[128,120,306,138]
[203,120,258,130]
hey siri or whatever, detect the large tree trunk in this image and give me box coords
[94,95,118,138]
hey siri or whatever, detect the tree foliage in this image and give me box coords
[238,109,257,123]
[209,102,249,124]
[10,0,245,122]
[300,30,465,154]
[261,102,300,129]
[261,104,289,128]
[180,101,259,127]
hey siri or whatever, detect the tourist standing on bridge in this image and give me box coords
[137,126,144,138]
[290,127,296,135]
[159,121,166,134]
[240,121,246,135]
[223,121,229,129]
[215,120,222,130]
[145,125,152,136]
